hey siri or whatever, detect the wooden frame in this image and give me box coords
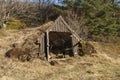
[39,16,83,61]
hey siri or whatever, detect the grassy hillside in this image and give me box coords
[0,28,119,80]
[0,42,120,80]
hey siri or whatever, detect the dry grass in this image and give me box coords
[0,30,7,37]
[0,25,120,80]
[0,43,120,80]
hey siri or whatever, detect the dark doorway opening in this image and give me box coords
[49,31,74,58]
[44,32,48,59]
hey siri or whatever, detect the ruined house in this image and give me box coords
[38,16,82,61]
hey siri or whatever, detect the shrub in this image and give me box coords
[6,18,23,29]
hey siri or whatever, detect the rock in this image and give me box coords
[18,54,32,62]
[50,60,59,66]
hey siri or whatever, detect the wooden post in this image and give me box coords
[46,31,50,61]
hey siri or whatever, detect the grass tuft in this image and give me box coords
[7,20,22,29]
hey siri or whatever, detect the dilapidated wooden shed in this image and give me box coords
[39,16,82,61]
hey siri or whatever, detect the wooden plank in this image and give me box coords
[42,36,44,53]
[51,58,66,61]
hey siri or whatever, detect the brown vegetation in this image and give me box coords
[0,42,119,80]
[5,48,32,62]
[0,23,119,80]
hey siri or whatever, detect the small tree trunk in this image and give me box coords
[2,20,7,29]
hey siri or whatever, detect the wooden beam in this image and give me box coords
[58,16,83,42]
[51,58,66,61]
[46,31,50,61]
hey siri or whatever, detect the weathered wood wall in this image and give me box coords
[39,16,81,60]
